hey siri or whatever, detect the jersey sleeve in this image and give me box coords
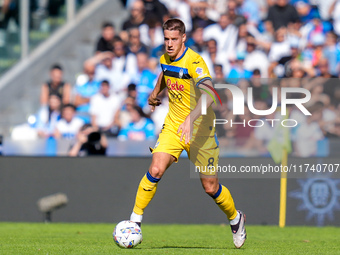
[189,55,212,87]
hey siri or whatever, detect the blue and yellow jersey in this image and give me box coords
[160,47,215,137]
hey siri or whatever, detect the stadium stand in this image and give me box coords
[0,0,340,157]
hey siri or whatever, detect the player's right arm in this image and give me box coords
[148,71,166,112]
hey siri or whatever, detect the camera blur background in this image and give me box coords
[0,0,339,157]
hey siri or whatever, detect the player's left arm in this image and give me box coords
[178,78,215,144]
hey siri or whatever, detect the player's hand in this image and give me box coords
[148,95,162,112]
[177,116,192,145]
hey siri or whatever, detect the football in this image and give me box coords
[113,220,143,248]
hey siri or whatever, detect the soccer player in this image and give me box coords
[129,18,246,248]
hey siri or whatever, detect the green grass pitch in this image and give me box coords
[0,223,339,254]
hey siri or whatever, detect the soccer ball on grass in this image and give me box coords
[113,220,142,248]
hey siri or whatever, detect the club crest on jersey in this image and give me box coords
[195,67,203,75]
[179,69,183,78]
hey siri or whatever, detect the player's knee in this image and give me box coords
[204,187,216,197]
[149,165,164,179]
[203,182,219,197]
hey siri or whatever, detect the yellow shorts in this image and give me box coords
[151,125,219,175]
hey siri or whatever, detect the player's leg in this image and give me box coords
[191,135,246,248]
[200,174,238,222]
[200,174,246,248]
[130,152,176,223]
[190,136,238,220]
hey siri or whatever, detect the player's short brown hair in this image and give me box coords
[163,18,186,34]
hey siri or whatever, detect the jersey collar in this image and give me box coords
[170,47,188,62]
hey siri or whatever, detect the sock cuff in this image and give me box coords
[130,211,143,222]
[212,183,222,199]
[146,172,161,183]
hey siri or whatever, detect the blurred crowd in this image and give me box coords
[16,0,340,156]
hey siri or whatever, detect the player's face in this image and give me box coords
[164,30,186,60]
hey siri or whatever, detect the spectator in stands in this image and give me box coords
[227,0,246,27]
[143,0,169,24]
[317,58,340,106]
[68,124,107,156]
[302,33,326,68]
[139,17,164,52]
[0,1,19,28]
[314,0,333,22]
[40,64,71,106]
[113,38,137,76]
[330,0,340,36]
[323,31,340,76]
[0,0,36,33]
[131,52,157,111]
[212,64,226,84]
[299,9,331,47]
[191,4,216,29]
[201,39,219,77]
[89,80,122,136]
[235,0,260,26]
[95,21,116,53]
[318,58,337,79]
[127,83,137,98]
[244,35,269,77]
[292,0,312,23]
[121,0,146,41]
[163,0,192,32]
[318,95,340,137]
[36,93,61,138]
[187,26,205,54]
[226,51,252,82]
[126,27,148,55]
[74,61,101,123]
[0,0,16,46]
[266,0,300,31]
[235,23,248,53]
[281,39,311,77]
[123,0,146,29]
[268,27,292,77]
[54,104,84,139]
[93,51,115,85]
[118,105,155,141]
[288,59,308,78]
[89,51,131,97]
[203,13,238,58]
[249,69,270,101]
[116,96,137,129]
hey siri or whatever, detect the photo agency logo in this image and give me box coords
[201,84,312,128]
